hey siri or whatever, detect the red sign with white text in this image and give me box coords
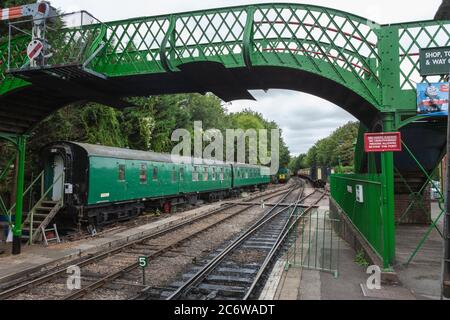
[364,132,402,153]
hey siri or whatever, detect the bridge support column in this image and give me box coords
[12,135,26,255]
[381,113,396,269]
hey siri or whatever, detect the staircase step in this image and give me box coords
[42,200,58,204]
[35,207,53,211]
[32,213,49,219]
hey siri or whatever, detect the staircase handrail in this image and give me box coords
[25,171,65,244]
[6,170,44,226]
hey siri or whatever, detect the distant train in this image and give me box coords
[41,141,271,227]
[297,166,331,188]
[276,167,292,184]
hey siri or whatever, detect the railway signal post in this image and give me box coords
[0,1,56,254]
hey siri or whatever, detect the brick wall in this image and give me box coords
[394,187,431,225]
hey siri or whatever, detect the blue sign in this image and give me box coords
[417,82,449,116]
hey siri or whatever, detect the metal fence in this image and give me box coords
[285,208,340,277]
[7,11,105,71]
[330,174,384,261]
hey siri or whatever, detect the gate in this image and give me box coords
[285,208,340,277]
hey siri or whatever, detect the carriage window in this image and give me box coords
[172,167,177,183]
[180,168,184,181]
[212,168,216,181]
[220,168,224,181]
[203,167,209,181]
[140,163,147,183]
[245,171,249,179]
[193,166,199,182]
[118,164,126,181]
[152,167,158,181]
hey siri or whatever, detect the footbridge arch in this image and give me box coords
[0,3,447,133]
[0,3,448,268]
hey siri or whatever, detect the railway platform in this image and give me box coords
[395,201,444,299]
[262,195,443,300]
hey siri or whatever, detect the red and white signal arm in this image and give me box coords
[27,40,44,60]
[364,132,402,153]
[0,2,52,22]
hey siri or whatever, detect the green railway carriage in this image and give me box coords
[41,141,269,226]
[231,163,270,189]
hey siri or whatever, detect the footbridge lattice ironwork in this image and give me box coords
[0,3,448,287]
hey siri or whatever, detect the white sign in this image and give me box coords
[356,185,364,203]
[64,183,73,194]
[27,40,44,60]
[347,185,353,193]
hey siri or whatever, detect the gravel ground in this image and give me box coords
[230,249,267,264]
[147,183,304,299]
[81,197,281,299]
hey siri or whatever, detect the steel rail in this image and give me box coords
[0,184,289,300]
[61,184,300,300]
[166,184,307,300]
[244,190,326,299]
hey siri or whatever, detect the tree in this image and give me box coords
[289,153,307,173]
[306,146,318,167]
[228,109,290,166]
[304,121,359,168]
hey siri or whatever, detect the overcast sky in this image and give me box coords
[50,0,442,155]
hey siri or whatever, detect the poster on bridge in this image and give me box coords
[417,82,449,116]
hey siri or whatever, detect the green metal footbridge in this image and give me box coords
[0,2,448,290]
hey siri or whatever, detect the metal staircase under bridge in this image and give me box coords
[5,170,64,245]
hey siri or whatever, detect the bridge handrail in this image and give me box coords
[1,3,382,93]
[2,2,450,113]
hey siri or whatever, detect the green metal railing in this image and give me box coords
[1,4,449,113]
[285,208,340,277]
[6,170,44,226]
[330,174,386,265]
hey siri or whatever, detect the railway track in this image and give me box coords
[138,186,325,300]
[0,183,298,300]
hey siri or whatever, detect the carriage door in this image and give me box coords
[52,155,64,201]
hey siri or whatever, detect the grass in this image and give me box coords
[354,249,369,268]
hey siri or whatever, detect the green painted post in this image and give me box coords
[12,135,26,255]
[380,113,395,269]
